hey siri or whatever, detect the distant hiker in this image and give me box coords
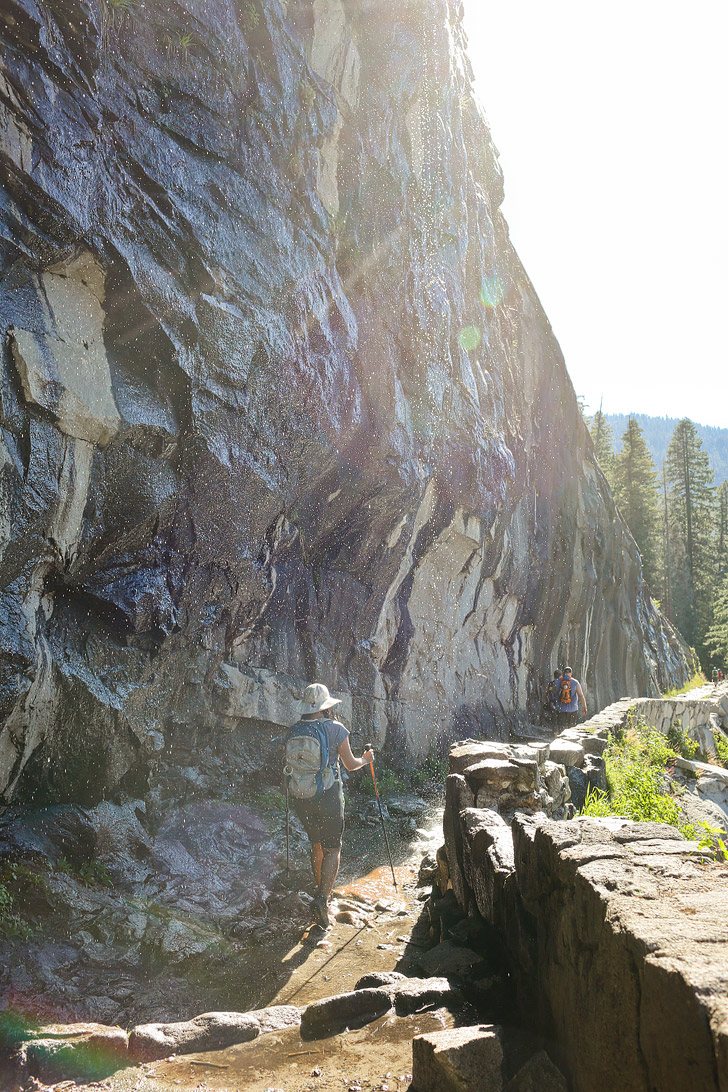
[284,683,374,929]
[712,667,720,684]
[542,669,561,725]
[555,666,587,727]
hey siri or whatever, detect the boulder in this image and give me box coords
[567,767,588,811]
[450,743,511,776]
[385,794,428,817]
[418,850,440,887]
[503,1049,568,1092]
[465,760,521,792]
[23,1026,128,1083]
[583,754,607,793]
[354,971,406,990]
[300,988,392,1038]
[581,735,608,756]
[548,740,585,768]
[417,939,488,980]
[128,1012,260,1061]
[391,976,463,1014]
[412,1024,504,1092]
[542,761,567,798]
[245,1006,301,1034]
[510,814,728,1092]
[459,808,515,928]
[444,774,475,908]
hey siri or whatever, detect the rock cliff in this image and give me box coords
[0,0,691,805]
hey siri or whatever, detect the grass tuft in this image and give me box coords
[662,671,707,698]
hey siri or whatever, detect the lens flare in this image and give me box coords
[480,275,505,309]
[459,325,481,351]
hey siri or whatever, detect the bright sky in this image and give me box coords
[462,0,728,429]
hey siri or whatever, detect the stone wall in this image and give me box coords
[443,708,728,1091]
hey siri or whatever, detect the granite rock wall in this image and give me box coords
[0,0,692,805]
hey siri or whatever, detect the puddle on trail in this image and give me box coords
[335,863,413,913]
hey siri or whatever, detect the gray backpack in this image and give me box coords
[284,719,336,799]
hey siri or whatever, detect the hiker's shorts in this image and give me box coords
[292,780,345,850]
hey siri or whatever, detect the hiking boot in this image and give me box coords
[311,896,330,929]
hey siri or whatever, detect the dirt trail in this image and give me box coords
[73,808,462,1092]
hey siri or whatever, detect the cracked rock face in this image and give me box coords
[0,0,692,805]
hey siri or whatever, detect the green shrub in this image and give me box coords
[78,861,113,887]
[714,731,728,769]
[55,857,112,886]
[580,785,613,817]
[696,822,728,862]
[356,764,407,798]
[409,754,449,789]
[666,722,699,760]
[579,719,694,835]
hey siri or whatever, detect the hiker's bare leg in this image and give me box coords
[311,843,323,887]
[319,847,341,901]
[311,843,323,882]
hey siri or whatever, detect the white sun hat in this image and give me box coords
[297,682,342,714]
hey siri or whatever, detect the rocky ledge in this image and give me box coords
[442,731,728,1092]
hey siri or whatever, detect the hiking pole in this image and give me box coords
[285,776,290,877]
[365,744,397,892]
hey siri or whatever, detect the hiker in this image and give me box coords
[284,683,374,929]
[555,666,587,728]
[542,670,561,725]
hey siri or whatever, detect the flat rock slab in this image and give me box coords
[417,939,487,979]
[465,759,521,788]
[450,743,511,775]
[354,970,406,990]
[24,1027,128,1082]
[503,1049,568,1092]
[128,1012,259,1061]
[244,1005,300,1034]
[391,976,464,1014]
[300,987,392,1038]
[412,1023,504,1092]
[385,794,428,816]
[547,740,585,768]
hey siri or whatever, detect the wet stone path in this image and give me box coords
[67,801,485,1092]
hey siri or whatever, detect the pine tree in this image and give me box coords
[705,572,728,668]
[612,417,662,590]
[660,462,674,622]
[665,418,716,656]
[716,480,728,581]
[588,408,615,484]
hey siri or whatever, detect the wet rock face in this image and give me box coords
[0,0,692,804]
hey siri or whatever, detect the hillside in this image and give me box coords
[606,414,728,484]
